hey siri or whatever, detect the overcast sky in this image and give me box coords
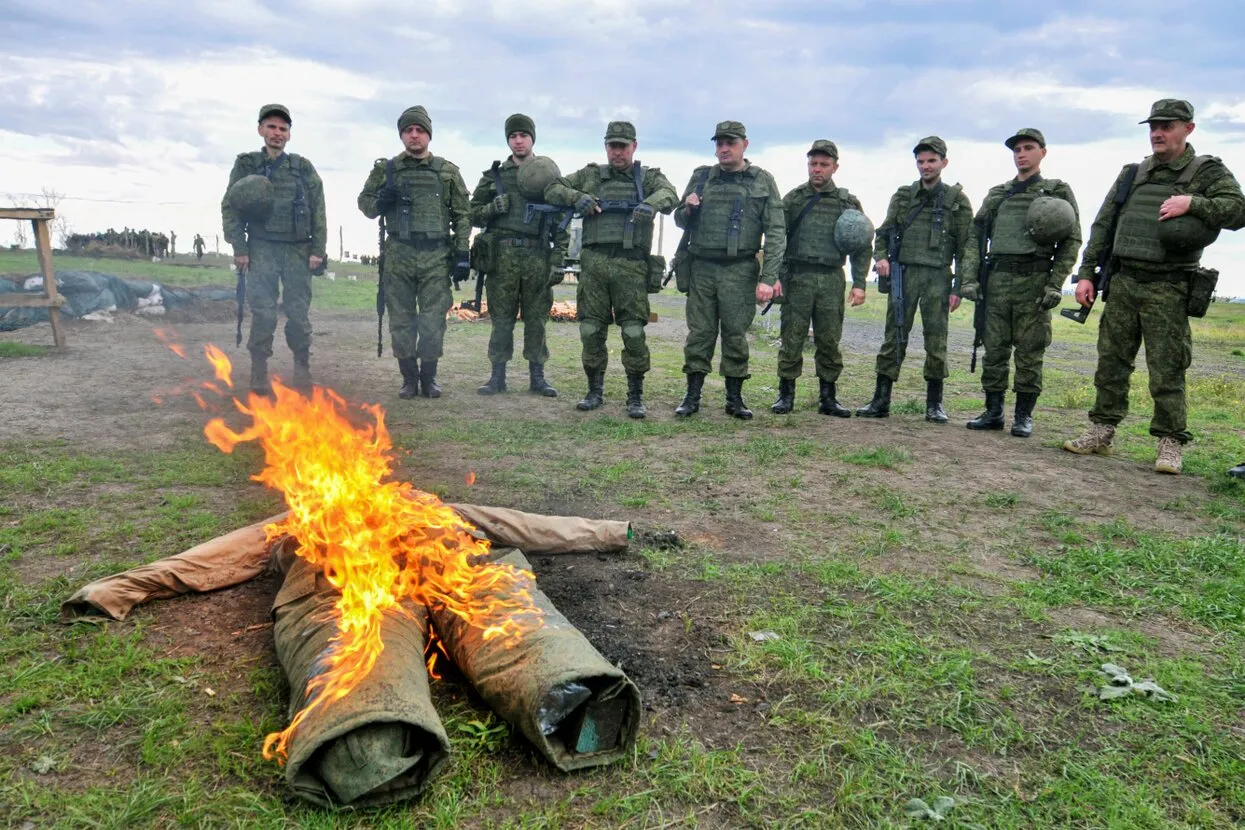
[4,0,1245,292]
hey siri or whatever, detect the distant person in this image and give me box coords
[221,103,328,396]
[169,230,177,258]
[193,234,205,261]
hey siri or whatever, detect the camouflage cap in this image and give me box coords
[1004,128,1046,149]
[604,121,637,143]
[913,136,947,156]
[397,105,432,136]
[712,120,747,140]
[258,103,291,124]
[807,139,839,159]
[1141,99,1195,123]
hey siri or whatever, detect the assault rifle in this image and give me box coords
[1062,163,1139,324]
[663,170,710,288]
[234,264,246,347]
[885,228,907,348]
[463,264,485,313]
[375,215,387,356]
[970,217,992,373]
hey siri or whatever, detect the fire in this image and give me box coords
[197,348,543,764]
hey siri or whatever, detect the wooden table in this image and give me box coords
[0,207,66,346]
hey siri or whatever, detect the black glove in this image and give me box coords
[574,195,598,215]
[631,203,655,224]
[452,258,471,288]
[489,194,511,217]
[375,183,401,213]
[959,283,979,302]
[549,265,565,287]
[1038,286,1064,310]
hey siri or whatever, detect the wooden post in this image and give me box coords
[0,207,66,347]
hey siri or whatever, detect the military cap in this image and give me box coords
[398,105,432,136]
[807,139,839,159]
[913,136,947,156]
[1141,99,1195,123]
[1004,128,1046,149]
[505,113,536,140]
[604,121,637,143]
[258,104,291,124]
[712,120,747,140]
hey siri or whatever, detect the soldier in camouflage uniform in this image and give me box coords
[673,120,786,420]
[221,104,327,396]
[193,234,205,261]
[358,105,471,399]
[543,121,678,418]
[961,128,1081,437]
[1064,99,1245,474]
[771,139,870,417]
[857,136,975,422]
[469,114,569,398]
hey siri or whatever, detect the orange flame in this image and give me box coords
[154,327,186,359]
[198,351,542,764]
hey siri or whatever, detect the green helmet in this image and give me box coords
[516,156,562,201]
[1158,214,1220,253]
[227,174,274,220]
[833,209,875,256]
[1025,196,1077,245]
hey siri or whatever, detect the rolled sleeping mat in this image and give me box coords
[271,556,450,808]
[430,548,641,771]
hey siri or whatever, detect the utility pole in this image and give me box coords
[339,225,344,261]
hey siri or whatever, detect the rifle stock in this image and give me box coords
[234,264,246,348]
[886,230,906,348]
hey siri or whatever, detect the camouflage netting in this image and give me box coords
[1,271,234,331]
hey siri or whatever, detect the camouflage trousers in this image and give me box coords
[383,238,453,361]
[874,264,951,381]
[486,241,553,365]
[682,255,759,378]
[577,246,650,374]
[246,238,312,358]
[1089,271,1193,443]
[979,268,1053,395]
[778,264,846,382]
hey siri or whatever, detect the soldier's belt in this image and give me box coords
[1116,258,1197,280]
[785,259,847,272]
[583,243,648,261]
[387,234,449,252]
[990,255,1051,275]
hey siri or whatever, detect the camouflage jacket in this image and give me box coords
[543,162,679,213]
[673,161,787,285]
[872,179,975,286]
[782,180,870,289]
[221,149,327,257]
[468,156,569,258]
[357,152,472,255]
[964,175,1081,290]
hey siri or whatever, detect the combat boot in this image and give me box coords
[625,372,646,419]
[1155,437,1183,475]
[478,362,507,395]
[419,360,441,399]
[966,391,1006,431]
[529,362,558,397]
[1228,462,1245,479]
[818,379,851,417]
[771,378,796,414]
[724,377,753,420]
[856,375,892,418]
[576,368,605,411]
[1011,392,1038,438]
[925,379,948,424]
[249,354,273,397]
[1063,423,1115,455]
[675,372,705,418]
[398,358,420,399]
[292,349,313,395]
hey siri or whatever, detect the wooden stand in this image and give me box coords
[1,208,66,347]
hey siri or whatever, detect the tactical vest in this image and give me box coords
[787,187,851,266]
[487,162,544,237]
[990,177,1063,257]
[689,167,766,258]
[385,156,449,241]
[250,152,311,242]
[896,182,962,267]
[1113,155,1212,265]
[581,164,653,252]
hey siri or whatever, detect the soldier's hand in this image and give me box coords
[1038,286,1064,310]
[755,283,776,304]
[874,258,890,278]
[309,255,325,273]
[948,294,962,313]
[489,194,511,217]
[1075,278,1096,307]
[453,258,471,287]
[1158,194,1193,220]
[234,255,249,270]
[685,193,701,210]
[959,283,979,302]
[549,266,565,287]
[631,203,655,224]
[375,184,401,213]
[849,287,866,307]
[575,195,601,216]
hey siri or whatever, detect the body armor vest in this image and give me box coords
[1113,156,1211,265]
[689,168,765,258]
[581,165,653,252]
[990,178,1061,257]
[386,157,449,241]
[896,182,960,267]
[488,163,544,237]
[787,188,848,266]
[250,152,311,242]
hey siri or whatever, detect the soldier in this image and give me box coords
[170,230,177,258]
[221,104,327,395]
[961,128,1081,437]
[358,105,471,399]
[469,113,569,398]
[857,136,975,422]
[771,139,873,417]
[543,121,678,418]
[193,234,205,261]
[672,120,786,420]
[1064,99,1245,474]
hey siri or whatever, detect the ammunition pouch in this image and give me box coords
[877,275,891,295]
[646,255,666,294]
[1187,266,1219,318]
[672,252,691,294]
[469,233,497,275]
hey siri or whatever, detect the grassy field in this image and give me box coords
[2,250,1244,828]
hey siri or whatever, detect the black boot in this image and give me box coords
[724,376,753,420]
[856,375,892,418]
[292,349,312,395]
[966,390,1005,430]
[398,357,420,399]
[478,362,507,395]
[925,379,948,424]
[626,372,646,419]
[419,360,441,399]
[249,353,273,397]
[818,379,851,418]
[577,368,605,410]
[529,362,557,397]
[1229,462,1245,480]
[675,372,705,417]
[771,378,796,414]
[1011,392,1038,438]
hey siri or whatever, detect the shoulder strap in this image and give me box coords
[789,191,823,238]
[490,161,503,195]
[385,159,395,188]
[1176,154,1212,187]
[633,161,645,202]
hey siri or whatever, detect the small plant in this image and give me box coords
[456,714,510,751]
[985,492,1019,509]
[904,795,984,827]
[1094,663,1176,702]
